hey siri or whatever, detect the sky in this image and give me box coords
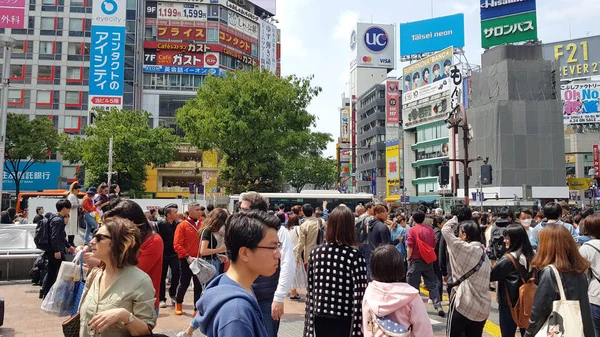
[273,0,600,158]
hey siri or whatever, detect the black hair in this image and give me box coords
[518,208,534,218]
[444,59,452,67]
[109,184,119,194]
[404,75,411,82]
[543,202,562,220]
[433,216,444,228]
[104,198,152,239]
[276,213,286,225]
[412,211,425,224]
[413,72,420,81]
[365,202,374,210]
[241,192,268,212]
[207,204,215,213]
[370,245,406,283]
[452,205,472,222]
[55,199,71,212]
[497,207,511,219]
[36,206,44,214]
[459,220,481,242]
[422,67,430,78]
[581,207,595,218]
[278,204,285,210]
[302,204,314,217]
[504,224,534,268]
[433,63,440,71]
[225,210,281,263]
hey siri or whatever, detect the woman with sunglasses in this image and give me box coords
[79,217,156,337]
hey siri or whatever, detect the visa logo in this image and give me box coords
[380,58,392,64]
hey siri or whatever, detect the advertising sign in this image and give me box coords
[561,82,600,125]
[402,79,451,105]
[152,50,219,68]
[252,0,276,15]
[402,46,453,92]
[386,80,400,123]
[146,1,157,18]
[480,0,537,20]
[595,144,599,178]
[386,141,401,197]
[89,0,126,110]
[354,23,396,70]
[481,10,537,48]
[144,41,258,66]
[3,162,61,192]
[219,31,251,54]
[399,14,465,56]
[340,108,350,143]
[259,19,277,73]
[403,96,450,129]
[0,0,25,28]
[567,178,592,190]
[228,10,259,38]
[542,36,600,80]
[449,64,463,110]
[142,65,226,76]
[225,1,259,21]
[566,154,576,163]
[157,2,207,21]
[158,26,206,41]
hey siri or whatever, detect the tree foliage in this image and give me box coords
[176,69,332,194]
[283,155,338,192]
[62,108,179,196]
[4,114,61,197]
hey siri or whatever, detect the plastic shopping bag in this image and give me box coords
[41,251,87,316]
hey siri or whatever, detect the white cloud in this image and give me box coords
[333,10,360,40]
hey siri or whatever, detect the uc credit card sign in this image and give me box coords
[89,0,126,110]
[480,0,537,21]
[400,14,465,56]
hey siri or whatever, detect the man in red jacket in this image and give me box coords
[174,202,204,315]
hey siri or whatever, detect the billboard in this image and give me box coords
[402,46,453,92]
[542,36,600,80]
[259,19,277,73]
[449,64,464,110]
[157,2,207,21]
[480,0,537,21]
[403,96,450,129]
[219,31,252,54]
[352,23,396,70]
[142,65,226,76]
[251,0,276,15]
[402,79,451,105]
[561,82,600,125]
[228,10,259,38]
[481,10,537,48]
[89,0,126,111]
[399,14,465,56]
[3,162,61,192]
[386,140,401,197]
[594,144,599,178]
[0,0,25,28]
[158,26,206,41]
[340,108,350,143]
[144,41,258,66]
[386,80,400,124]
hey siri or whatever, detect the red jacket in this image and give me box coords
[138,233,164,309]
[174,218,201,258]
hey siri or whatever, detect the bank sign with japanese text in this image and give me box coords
[89,0,126,110]
[542,36,600,80]
[481,10,537,48]
[0,0,25,28]
[3,162,61,192]
[561,82,600,125]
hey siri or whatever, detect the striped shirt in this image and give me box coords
[442,217,492,322]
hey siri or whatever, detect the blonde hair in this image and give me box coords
[69,182,81,194]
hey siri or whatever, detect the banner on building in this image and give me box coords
[259,19,277,73]
[594,144,600,178]
[449,64,463,110]
[157,2,207,21]
[403,78,451,105]
[3,162,61,191]
[89,0,126,111]
[480,0,537,21]
[561,82,600,125]
[567,177,593,190]
[386,80,400,123]
[229,10,259,38]
[158,26,206,41]
[399,14,465,56]
[0,0,25,28]
[351,23,396,70]
[386,140,402,197]
[402,47,453,93]
[481,10,537,48]
[542,35,600,80]
[403,96,450,129]
[340,108,350,143]
[142,65,226,76]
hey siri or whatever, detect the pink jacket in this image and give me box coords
[362,281,433,337]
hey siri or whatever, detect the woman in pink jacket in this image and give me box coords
[362,245,433,337]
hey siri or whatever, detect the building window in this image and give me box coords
[66,66,82,81]
[10,65,24,79]
[41,17,54,30]
[69,18,83,36]
[8,89,24,104]
[64,116,80,131]
[38,65,53,80]
[207,28,218,42]
[37,91,52,105]
[65,91,81,105]
[40,41,54,55]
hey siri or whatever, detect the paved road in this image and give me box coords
[0,280,499,336]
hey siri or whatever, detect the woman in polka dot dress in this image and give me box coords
[303,206,368,337]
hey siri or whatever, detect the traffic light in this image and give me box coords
[438,165,449,186]
[481,164,493,185]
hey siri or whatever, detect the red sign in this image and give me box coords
[157,50,204,67]
[158,26,206,41]
[144,41,258,66]
[0,0,26,29]
[594,145,599,178]
[386,80,400,124]
[205,54,218,67]
[91,97,122,105]
[219,31,251,54]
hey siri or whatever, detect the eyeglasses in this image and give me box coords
[92,230,111,242]
[255,242,283,254]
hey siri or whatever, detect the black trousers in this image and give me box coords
[175,258,202,309]
[314,315,351,336]
[41,253,63,296]
[160,254,180,301]
[447,296,486,337]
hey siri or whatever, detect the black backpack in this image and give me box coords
[487,226,507,260]
[316,218,326,245]
[34,215,54,251]
[355,216,370,245]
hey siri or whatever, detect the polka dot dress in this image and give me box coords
[303,243,368,337]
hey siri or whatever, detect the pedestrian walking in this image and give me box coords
[295,204,325,268]
[303,206,367,337]
[286,214,306,300]
[81,187,99,244]
[198,208,228,281]
[530,202,577,249]
[66,182,81,247]
[157,203,180,308]
[577,214,600,337]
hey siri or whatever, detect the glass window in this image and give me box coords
[40,41,53,54]
[71,0,84,5]
[38,65,52,79]
[13,40,25,53]
[41,17,54,29]
[208,5,218,17]
[69,18,83,31]
[65,92,80,104]
[8,90,22,102]
[68,42,81,55]
[64,116,79,128]
[42,0,54,3]
[10,65,23,78]
[37,91,51,104]
[207,28,218,42]
[66,66,81,80]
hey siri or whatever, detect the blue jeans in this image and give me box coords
[206,258,221,283]
[591,303,600,337]
[258,299,280,337]
[498,303,525,337]
[84,213,98,244]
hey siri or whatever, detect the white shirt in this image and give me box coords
[274,226,295,303]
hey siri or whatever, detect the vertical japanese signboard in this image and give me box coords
[480,0,537,48]
[386,80,400,124]
[0,0,25,28]
[594,145,600,178]
[449,64,463,110]
[89,0,126,111]
[259,19,277,74]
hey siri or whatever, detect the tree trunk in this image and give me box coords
[14,179,20,210]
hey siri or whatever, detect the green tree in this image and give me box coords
[4,114,61,197]
[61,108,179,196]
[176,69,332,194]
[283,155,338,193]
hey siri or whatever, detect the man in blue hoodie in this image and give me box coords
[177,210,282,337]
[530,201,577,249]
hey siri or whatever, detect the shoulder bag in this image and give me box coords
[62,268,99,337]
[189,228,216,285]
[447,248,486,289]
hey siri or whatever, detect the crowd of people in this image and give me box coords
[31,188,600,337]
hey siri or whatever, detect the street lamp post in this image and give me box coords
[0,36,16,209]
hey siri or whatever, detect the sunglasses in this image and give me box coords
[92,229,111,242]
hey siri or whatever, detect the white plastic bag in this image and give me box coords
[41,251,87,316]
[291,262,307,289]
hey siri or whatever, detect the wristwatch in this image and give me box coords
[122,312,134,326]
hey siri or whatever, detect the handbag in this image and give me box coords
[366,309,411,337]
[70,253,87,316]
[62,268,99,337]
[534,265,585,337]
[41,251,88,316]
[189,228,216,285]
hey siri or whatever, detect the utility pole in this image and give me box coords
[107,136,114,186]
[445,104,482,206]
[0,36,16,209]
